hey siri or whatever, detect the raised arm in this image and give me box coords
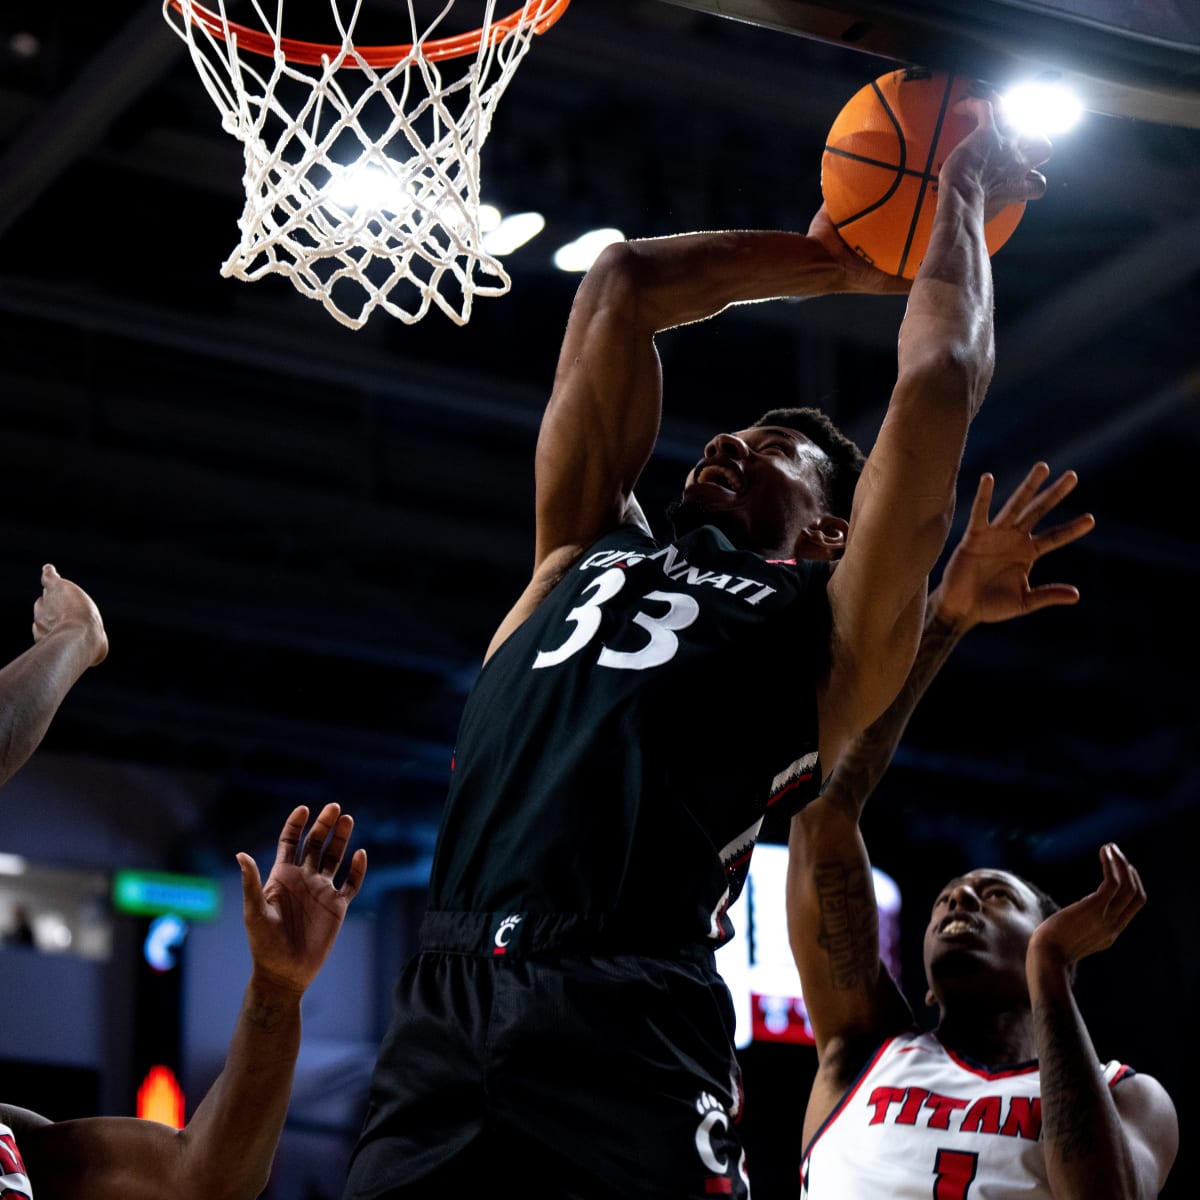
[484,206,913,658]
[13,803,366,1200]
[0,565,107,787]
[788,464,1092,1140]
[834,463,1094,803]
[1027,844,1178,1198]
[818,99,1052,765]
[532,224,911,567]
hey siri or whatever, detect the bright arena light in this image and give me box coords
[484,211,546,256]
[1000,81,1085,137]
[553,228,626,273]
[43,916,73,949]
[326,164,408,216]
[478,204,502,234]
[0,852,26,875]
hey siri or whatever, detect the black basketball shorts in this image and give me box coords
[342,911,750,1200]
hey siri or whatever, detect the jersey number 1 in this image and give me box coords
[532,567,699,672]
[933,1149,979,1199]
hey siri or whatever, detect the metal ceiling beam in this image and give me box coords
[0,5,184,241]
[1033,368,1200,472]
[0,269,1191,586]
[69,679,455,786]
[660,0,1200,127]
[966,368,1200,532]
[534,0,857,132]
[0,274,547,435]
[991,215,1200,392]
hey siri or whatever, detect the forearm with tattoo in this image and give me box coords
[1033,985,1141,1198]
[1035,995,1102,1161]
[825,602,967,820]
[815,861,879,991]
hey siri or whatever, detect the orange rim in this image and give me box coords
[167,0,572,66]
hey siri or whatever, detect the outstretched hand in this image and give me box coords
[238,804,367,995]
[931,463,1095,628]
[1027,843,1146,975]
[33,564,108,666]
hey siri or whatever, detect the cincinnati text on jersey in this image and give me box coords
[580,545,779,607]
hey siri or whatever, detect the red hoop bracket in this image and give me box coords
[166,0,573,66]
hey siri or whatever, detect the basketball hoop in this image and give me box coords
[163,0,572,329]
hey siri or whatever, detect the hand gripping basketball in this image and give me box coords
[821,69,1048,279]
[943,96,1051,224]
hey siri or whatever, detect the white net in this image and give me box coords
[163,0,565,329]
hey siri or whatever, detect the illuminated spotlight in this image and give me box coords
[478,203,502,234]
[326,163,409,216]
[0,852,27,875]
[553,228,626,273]
[484,211,546,256]
[1000,81,1084,137]
[872,866,900,914]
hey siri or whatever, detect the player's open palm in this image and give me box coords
[934,463,1095,627]
[33,563,108,665]
[1027,843,1146,974]
[238,803,367,995]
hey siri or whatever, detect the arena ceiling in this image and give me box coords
[1,0,1197,906]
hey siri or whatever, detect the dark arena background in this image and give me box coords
[0,1,1197,1196]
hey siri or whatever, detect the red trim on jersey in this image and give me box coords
[800,1035,897,1172]
[705,1179,733,1194]
[939,1039,1038,1080]
[726,847,753,872]
[709,891,733,943]
[939,1035,1132,1088]
[0,1132,28,1179]
[768,772,814,806]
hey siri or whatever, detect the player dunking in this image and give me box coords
[343,98,1051,1198]
[787,465,1178,1197]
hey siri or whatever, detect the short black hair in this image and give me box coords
[753,406,865,520]
[1015,875,1061,924]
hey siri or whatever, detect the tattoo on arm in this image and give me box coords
[825,608,965,821]
[815,861,878,990]
[1034,996,1102,1162]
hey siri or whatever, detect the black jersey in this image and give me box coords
[427,523,831,948]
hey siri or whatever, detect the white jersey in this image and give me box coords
[0,1119,33,1198]
[800,1030,1133,1200]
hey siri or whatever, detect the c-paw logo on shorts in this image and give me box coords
[693,1091,749,1196]
[491,913,524,955]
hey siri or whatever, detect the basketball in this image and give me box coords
[821,68,1026,279]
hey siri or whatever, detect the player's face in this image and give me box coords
[923,869,1045,1003]
[678,426,829,556]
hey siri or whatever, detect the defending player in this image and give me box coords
[1,802,367,1200]
[787,466,1178,1197]
[0,564,107,787]
[344,98,1051,1197]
